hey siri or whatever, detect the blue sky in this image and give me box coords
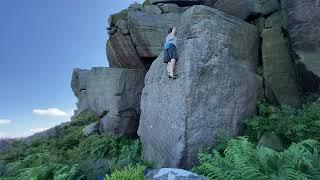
[0,0,143,138]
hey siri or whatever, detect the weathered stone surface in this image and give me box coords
[211,0,280,20]
[254,0,280,15]
[115,19,129,35]
[146,168,208,180]
[159,3,181,13]
[264,10,287,29]
[147,0,203,6]
[108,9,128,27]
[138,5,259,169]
[72,68,145,137]
[262,26,301,106]
[142,5,162,14]
[211,0,253,20]
[128,11,181,58]
[287,0,320,93]
[100,108,139,138]
[257,75,265,101]
[82,122,100,136]
[254,17,265,36]
[257,132,284,151]
[107,32,145,69]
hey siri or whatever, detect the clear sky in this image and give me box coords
[0,0,143,138]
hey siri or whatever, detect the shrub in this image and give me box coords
[105,164,146,180]
[0,112,146,179]
[193,137,320,180]
[246,102,320,145]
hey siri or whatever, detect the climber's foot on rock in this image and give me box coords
[169,75,178,79]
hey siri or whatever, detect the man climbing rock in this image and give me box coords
[163,27,178,79]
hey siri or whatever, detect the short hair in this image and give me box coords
[168,28,173,34]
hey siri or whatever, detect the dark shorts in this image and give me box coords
[164,44,178,63]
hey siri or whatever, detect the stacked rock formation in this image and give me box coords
[71,68,145,137]
[69,0,320,169]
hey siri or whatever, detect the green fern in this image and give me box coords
[246,102,320,145]
[193,138,320,180]
[105,164,145,180]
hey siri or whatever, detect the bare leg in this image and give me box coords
[169,59,176,77]
[167,63,170,75]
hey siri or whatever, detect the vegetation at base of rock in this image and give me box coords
[193,138,320,180]
[193,102,320,180]
[0,112,145,179]
[246,101,320,146]
[104,164,145,180]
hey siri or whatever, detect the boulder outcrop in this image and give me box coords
[208,0,280,20]
[107,4,183,70]
[107,31,144,69]
[128,11,180,58]
[71,67,145,137]
[262,11,301,106]
[287,0,320,94]
[138,5,259,168]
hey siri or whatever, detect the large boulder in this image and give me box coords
[210,0,280,20]
[128,11,180,58]
[287,0,320,94]
[71,68,145,137]
[106,7,182,70]
[138,5,259,169]
[106,31,145,69]
[262,12,301,107]
[146,168,208,180]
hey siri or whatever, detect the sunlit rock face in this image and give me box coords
[138,5,260,169]
[71,67,145,137]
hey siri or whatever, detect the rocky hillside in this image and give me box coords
[70,0,320,169]
[1,0,319,179]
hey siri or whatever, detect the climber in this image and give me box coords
[163,27,178,79]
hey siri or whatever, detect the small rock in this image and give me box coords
[146,168,208,180]
[142,5,162,14]
[257,132,284,151]
[82,122,100,136]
